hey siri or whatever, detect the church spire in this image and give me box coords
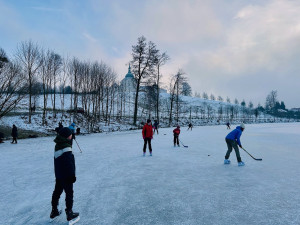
[125,63,134,78]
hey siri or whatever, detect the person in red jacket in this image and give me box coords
[173,125,180,147]
[142,119,153,156]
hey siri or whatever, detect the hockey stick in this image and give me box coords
[74,139,83,153]
[179,139,188,148]
[241,147,262,161]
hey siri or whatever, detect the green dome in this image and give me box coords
[125,64,134,78]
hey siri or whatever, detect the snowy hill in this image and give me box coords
[0,123,300,224]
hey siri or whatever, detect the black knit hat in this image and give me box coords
[147,119,151,123]
[59,127,72,138]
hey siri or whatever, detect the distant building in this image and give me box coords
[120,64,136,93]
[291,108,300,112]
[120,64,167,94]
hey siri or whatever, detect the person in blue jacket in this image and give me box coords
[224,123,245,166]
[68,123,76,143]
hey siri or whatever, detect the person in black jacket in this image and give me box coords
[50,127,79,222]
[11,124,18,144]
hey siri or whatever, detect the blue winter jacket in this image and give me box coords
[226,126,243,146]
[69,123,76,134]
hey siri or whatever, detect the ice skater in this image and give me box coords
[153,120,159,134]
[224,123,245,166]
[50,127,80,223]
[142,119,153,156]
[187,123,193,131]
[226,122,231,129]
[173,125,181,147]
[69,123,76,144]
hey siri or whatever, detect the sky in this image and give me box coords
[0,0,299,108]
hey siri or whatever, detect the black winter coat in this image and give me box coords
[53,135,76,181]
[54,151,76,181]
[11,126,18,137]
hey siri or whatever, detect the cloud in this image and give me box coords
[205,0,300,75]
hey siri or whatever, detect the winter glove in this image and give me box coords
[67,176,76,183]
[239,145,242,148]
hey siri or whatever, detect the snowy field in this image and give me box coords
[0,123,300,225]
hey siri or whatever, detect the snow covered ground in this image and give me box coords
[0,123,300,225]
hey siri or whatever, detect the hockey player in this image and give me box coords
[50,127,80,223]
[173,126,181,147]
[142,119,153,156]
[68,123,76,143]
[187,123,193,131]
[226,122,231,129]
[224,123,245,166]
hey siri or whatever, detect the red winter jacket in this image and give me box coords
[173,128,180,136]
[142,123,153,139]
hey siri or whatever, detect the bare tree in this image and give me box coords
[265,90,278,112]
[59,56,69,118]
[154,52,169,123]
[0,48,9,69]
[16,40,42,123]
[168,70,186,125]
[0,61,27,119]
[226,96,231,103]
[202,92,208,99]
[218,96,223,101]
[131,36,158,125]
[50,52,62,118]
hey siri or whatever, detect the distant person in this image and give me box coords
[153,120,159,134]
[224,123,245,166]
[68,123,76,143]
[173,125,181,147]
[55,122,63,134]
[187,123,193,131]
[0,132,4,143]
[50,127,80,223]
[11,124,18,144]
[76,127,80,135]
[226,122,231,129]
[142,119,153,156]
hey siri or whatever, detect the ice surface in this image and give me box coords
[0,123,299,225]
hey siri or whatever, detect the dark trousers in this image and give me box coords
[153,128,158,134]
[225,138,241,162]
[51,179,74,211]
[143,138,152,153]
[174,135,179,146]
[12,137,17,143]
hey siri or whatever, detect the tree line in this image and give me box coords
[0,38,297,132]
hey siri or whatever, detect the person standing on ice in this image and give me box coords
[11,124,18,144]
[187,123,193,131]
[68,123,76,143]
[173,125,181,147]
[50,127,79,222]
[226,122,231,129]
[142,119,153,156]
[153,120,159,134]
[224,123,245,166]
